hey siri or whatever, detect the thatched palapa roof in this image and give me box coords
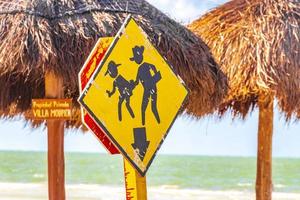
[0,0,228,126]
[188,0,300,118]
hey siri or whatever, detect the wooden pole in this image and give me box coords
[45,71,66,200]
[256,95,273,200]
[123,158,147,200]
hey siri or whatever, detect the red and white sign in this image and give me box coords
[79,37,119,154]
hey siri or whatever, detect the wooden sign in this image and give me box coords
[78,16,188,176]
[31,99,72,120]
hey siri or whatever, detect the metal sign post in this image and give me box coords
[124,158,147,200]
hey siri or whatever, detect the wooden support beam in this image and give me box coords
[256,95,273,200]
[45,71,66,200]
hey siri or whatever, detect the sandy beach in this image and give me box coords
[0,182,299,200]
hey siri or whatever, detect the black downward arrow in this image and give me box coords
[131,127,150,161]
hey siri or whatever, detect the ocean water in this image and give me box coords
[0,151,299,192]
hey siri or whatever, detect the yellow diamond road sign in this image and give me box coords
[78,16,188,176]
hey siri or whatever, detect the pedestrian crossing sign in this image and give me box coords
[78,16,188,176]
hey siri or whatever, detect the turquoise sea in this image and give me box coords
[0,151,299,192]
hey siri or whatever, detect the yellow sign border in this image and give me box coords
[78,15,189,176]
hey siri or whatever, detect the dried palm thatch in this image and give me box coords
[0,0,227,127]
[188,0,300,118]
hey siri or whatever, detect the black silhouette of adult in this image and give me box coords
[105,61,135,121]
[130,46,161,125]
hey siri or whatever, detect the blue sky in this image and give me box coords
[0,0,299,157]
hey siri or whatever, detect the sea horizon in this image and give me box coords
[1,149,300,159]
[1,150,299,193]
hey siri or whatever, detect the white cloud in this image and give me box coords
[146,0,228,24]
[146,0,198,24]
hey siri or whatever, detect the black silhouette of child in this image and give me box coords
[130,46,161,125]
[105,61,135,121]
